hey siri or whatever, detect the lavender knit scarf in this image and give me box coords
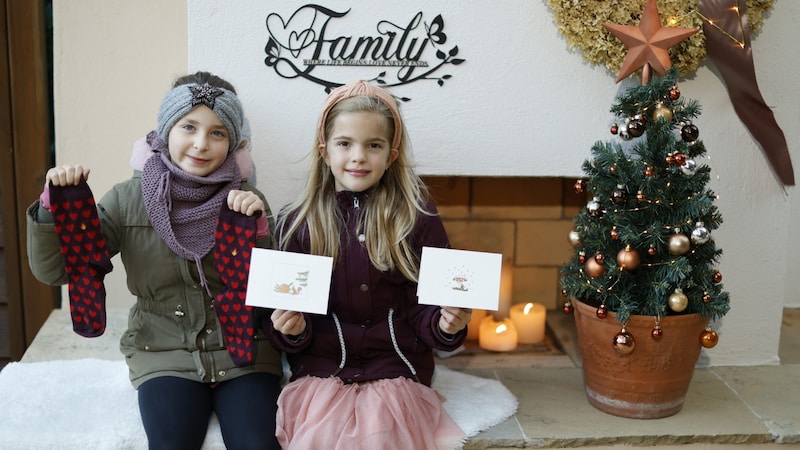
[141,133,241,295]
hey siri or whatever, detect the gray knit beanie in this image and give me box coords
[156,82,244,153]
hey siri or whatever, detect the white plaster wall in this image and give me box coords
[52,0,188,312]
[52,0,799,366]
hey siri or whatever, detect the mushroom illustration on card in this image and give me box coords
[448,266,474,292]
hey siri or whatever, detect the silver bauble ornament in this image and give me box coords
[681,159,697,176]
[568,229,581,247]
[691,222,710,244]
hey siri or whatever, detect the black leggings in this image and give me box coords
[138,373,281,450]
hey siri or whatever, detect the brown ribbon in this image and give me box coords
[698,0,794,186]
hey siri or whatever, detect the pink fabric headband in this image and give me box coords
[317,81,402,152]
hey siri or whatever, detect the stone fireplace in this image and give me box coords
[422,176,589,315]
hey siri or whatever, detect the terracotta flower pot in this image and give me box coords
[572,298,709,419]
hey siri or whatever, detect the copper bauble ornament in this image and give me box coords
[596,305,608,318]
[616,245,641,270]
[681,122,700,142]
[568,229,581,247]
[669,87,681,100]
[563,301,573,314]
[610,226,619,241]
[665,154,675,165]
[652,103,673,122]
[578,251,586,264]
[627,119,644,137]
[574,179,584,194]
[594,252,604,263]
[647,245,657,256]
[668,230,691,255]
[700,328,719,348]
[703,292,712,303]
[674,153,686,166]
[584,258,606,278]
[668,288,689,312]
[611,185,628,204]
[691,222,710,244]
[713,271,723,283]
[636,190,645,202]
[651,326,664,339]
[644,166,655,177]
[610,123,619,135]
[612,328,635,355]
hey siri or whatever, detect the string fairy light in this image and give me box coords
[670,1,746,49]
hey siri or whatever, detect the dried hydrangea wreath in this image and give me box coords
[546,0,775,76]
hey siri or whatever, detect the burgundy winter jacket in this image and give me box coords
[266,190,466,386]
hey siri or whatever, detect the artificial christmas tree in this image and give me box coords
[559,0,730,418]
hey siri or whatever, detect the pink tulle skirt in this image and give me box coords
[276,376,466,450]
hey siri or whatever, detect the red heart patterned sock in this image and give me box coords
[49,177,113,338]
[214,205,257,367]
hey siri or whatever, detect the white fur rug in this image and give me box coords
[0,359,517,450]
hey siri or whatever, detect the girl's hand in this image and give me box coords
[227,190,265,216]
[439,307,472,334]
[271,309,307,336]
[46,165,90,186]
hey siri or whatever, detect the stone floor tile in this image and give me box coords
[492,367,771,448]
[712,365,800,443]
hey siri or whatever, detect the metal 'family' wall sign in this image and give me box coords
[264,4,465,97]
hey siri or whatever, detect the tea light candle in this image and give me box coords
[466,309,487,341]
[478,316,518,352]
[510,302,546,344]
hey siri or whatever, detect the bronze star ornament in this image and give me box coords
[604,0,698,84]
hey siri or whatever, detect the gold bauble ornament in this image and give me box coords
[668,230,691,255]
[700,328,719,348]
[668,288,689,312]
[584,257,606,278]
[652,103,673,122]
[616,245,640,270]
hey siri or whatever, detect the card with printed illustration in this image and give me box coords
[417,247,502,310]
[245,248,333,314]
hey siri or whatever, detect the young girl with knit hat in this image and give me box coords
[26,72,282,449]
[267,80,472,449]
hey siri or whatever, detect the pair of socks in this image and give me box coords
[214,206,259,367]
[49,178,113,338]
[50,179,258,366]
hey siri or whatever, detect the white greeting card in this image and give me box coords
[417,247,503,310]
[245,248,333,314]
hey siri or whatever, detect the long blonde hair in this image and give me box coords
[277,94,432,281]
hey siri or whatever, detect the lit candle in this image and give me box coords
[510,302,546,344]
[478,316,518,352]
[466,309,487,341]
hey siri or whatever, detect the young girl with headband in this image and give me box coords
[267,80,472,449]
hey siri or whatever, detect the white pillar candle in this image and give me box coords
[510,302,546,344]
[478,316,518,352]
